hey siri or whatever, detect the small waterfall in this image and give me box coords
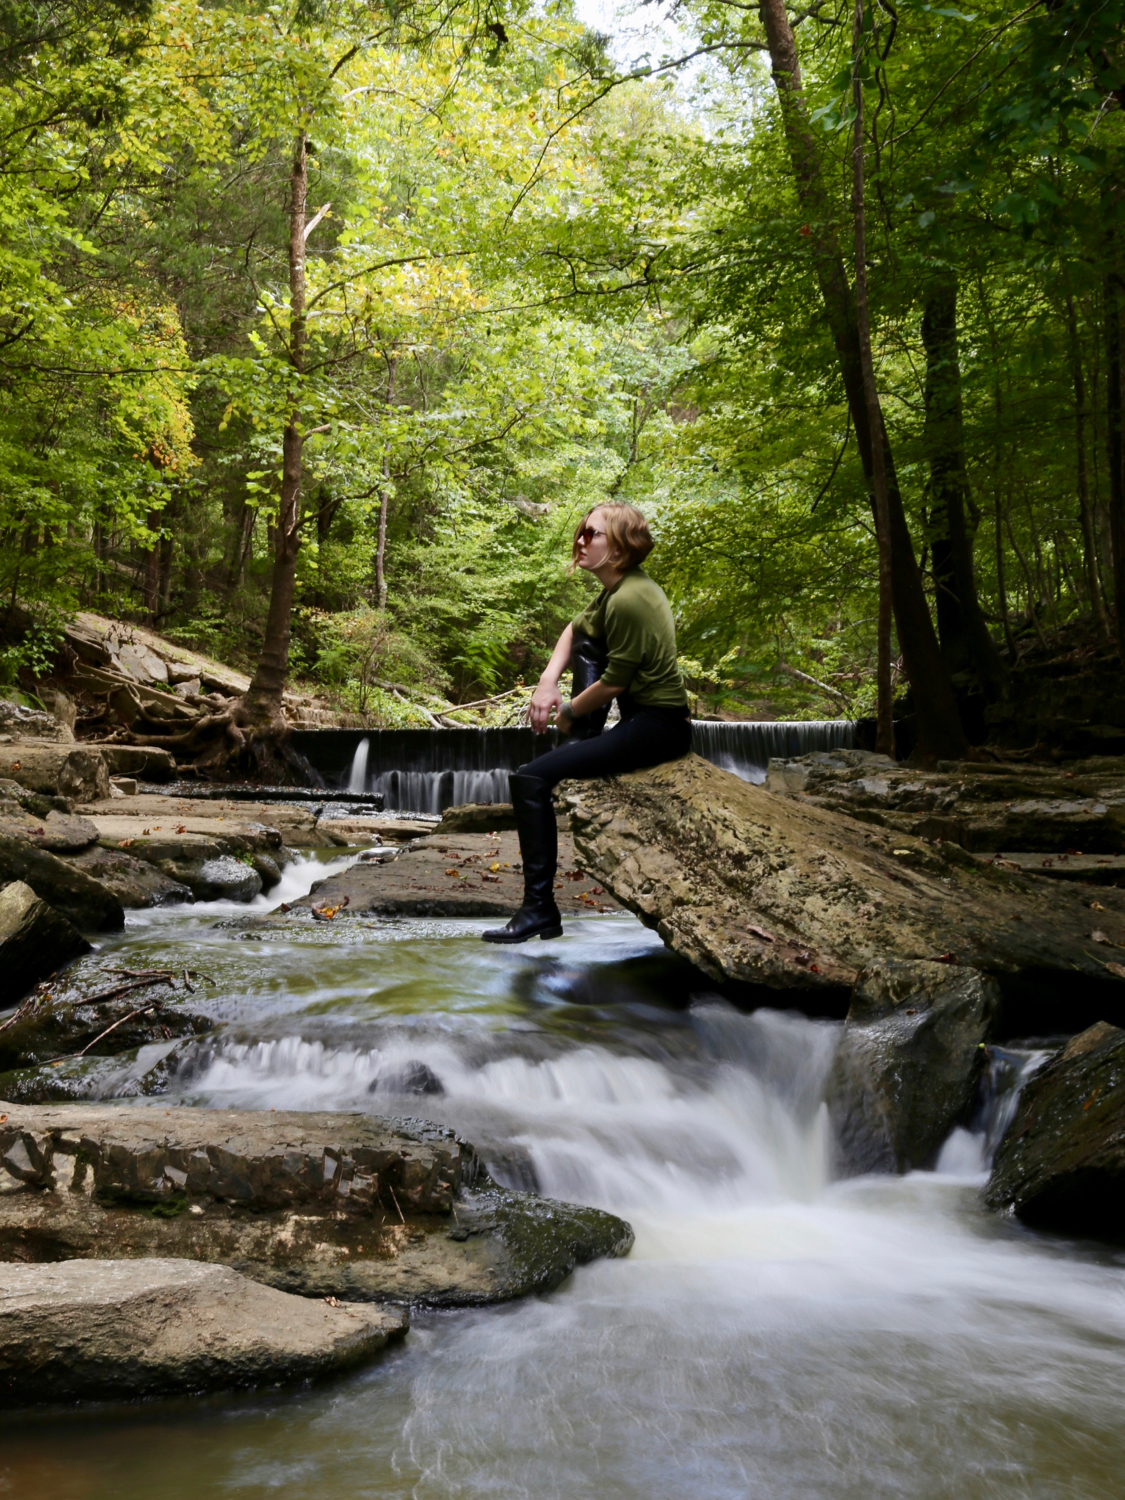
[691,720,855,785]
[372,767,511,815]
[346,736,370,794]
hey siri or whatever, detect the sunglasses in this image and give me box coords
[577,527,606,546]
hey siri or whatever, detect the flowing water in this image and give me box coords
[2,857,1124,1500]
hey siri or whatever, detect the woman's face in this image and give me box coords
[575,509,614,573]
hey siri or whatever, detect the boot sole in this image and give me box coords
[481,924,563,944]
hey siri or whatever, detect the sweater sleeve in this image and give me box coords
[600,593,645,690]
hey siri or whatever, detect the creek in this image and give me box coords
[2,853,1124,1499]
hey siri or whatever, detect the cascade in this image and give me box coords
[296,719,858,811]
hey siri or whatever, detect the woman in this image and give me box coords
[483,502,691,944]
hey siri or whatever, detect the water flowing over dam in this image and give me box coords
[292,719,856,813]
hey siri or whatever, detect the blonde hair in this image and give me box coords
[570,503,654,572]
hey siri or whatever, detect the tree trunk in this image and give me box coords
[143,509,161,621]
[1066,296,1111,639]
[920,273,1006,697]
[758,0,967,760]
[1106,270,1125,661]
[244,133,308,727]
[850,1,893,757]
[375,356,396,611]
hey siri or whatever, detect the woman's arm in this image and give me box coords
[528,624,574,733]
[559,678,622,734]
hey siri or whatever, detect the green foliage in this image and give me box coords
[1,0,1121,723]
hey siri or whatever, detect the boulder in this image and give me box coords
[0,743,109,802]
[437,802,518,834]
[826,960,1001,1174]
[563,755,1125,1016]
[0,881,90,1007]
[173,854,262,903]
[0,1258,407,1406]
[98,745,177,782]
[0,833,124,931]
[0,801,98,854]
[984,1022,1125,1240]
[0,1104,634,1307]
[67,845,192,907]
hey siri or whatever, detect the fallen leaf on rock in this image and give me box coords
[564,869,584,880]
[1091,901,1107,911]
[747,924,775,943]
[1090,930,1112,944]
[591,886,603,895]
[481,873,499,883]
[176,824,187,833]
[1103,961,1125,980]
[142,828,151,835]
[930,952,957,964]
[118,838,134,849]
[489,861,501,873]
[324,1295,342,1308]
[893,849,911,856]
[1068,848,1083,856]
[444,868,460,878]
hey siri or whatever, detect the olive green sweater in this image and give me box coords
[570,566,688,708]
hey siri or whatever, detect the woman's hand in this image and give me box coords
[529,681,562,734]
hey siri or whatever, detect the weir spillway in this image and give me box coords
[291,720,857,814]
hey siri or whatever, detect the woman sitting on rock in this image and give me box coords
[483,502,691,944]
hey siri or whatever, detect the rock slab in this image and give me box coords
[0,1257,407,1405]
[564,755,1125,1008]
[827,960,1001,1174]
[0,1103,634,1306]
[985,1021,1125,1240]
[0,881,90,1007]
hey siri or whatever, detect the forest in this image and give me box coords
[1,0,1123,758]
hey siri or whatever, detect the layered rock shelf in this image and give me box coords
[0,1104,634,1308]
[564,753,1125,1030]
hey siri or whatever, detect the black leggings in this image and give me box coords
[518,703,692,789]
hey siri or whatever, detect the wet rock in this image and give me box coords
[0,1037,196,1104]
[261,828,616,922]
[0,743,109,802]
[0,990,212,1072]
[437,802,518,834]
[67,844,192,908]
[826,961,1001,1174]
[0,1104,634,1307]
[0,800,98,854]
[0,832,124,931]
[984,1022,1125,1240]
[0,1258,407,1407]
[0,881,90,1007]
[251,852,282,890]
[174,854,262,902]
[371,1060,445,1096]
[564,755,1125,1010]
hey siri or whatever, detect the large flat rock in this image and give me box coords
[77,795,319,847]
[261,829,617,920]
[0,1103,633,1306]
[0,1257,406,1406]
[564,754,1125,1020]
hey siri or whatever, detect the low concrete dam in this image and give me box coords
[291,719,856,813]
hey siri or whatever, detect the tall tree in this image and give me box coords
[757,0,967,759]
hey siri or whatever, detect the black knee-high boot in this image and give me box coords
[482,773,563,943]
